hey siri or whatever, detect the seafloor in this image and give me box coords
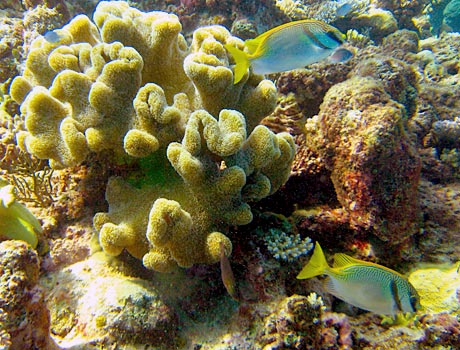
[1,0,460,349]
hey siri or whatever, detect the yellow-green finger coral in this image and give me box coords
[95,105,293,271]
[11,1,296,271]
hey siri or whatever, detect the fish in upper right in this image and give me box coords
[224,19,353,84]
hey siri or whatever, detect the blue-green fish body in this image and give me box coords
[297,243,420,316]
[225,20,352,83]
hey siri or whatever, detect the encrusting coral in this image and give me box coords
[10,1,295,272]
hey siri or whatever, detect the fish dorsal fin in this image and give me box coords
[332,253,363,268]
[245,20,317,55]
[333,253,407,278]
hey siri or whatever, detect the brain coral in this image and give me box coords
[10,1,295,271]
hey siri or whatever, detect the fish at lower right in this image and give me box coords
[297,242,420,316]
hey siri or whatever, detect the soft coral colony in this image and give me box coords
[9,1,295,272]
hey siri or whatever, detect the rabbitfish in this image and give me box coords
[224,20,352,83]
[297,243,420,316]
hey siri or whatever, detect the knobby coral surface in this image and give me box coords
[10,1,295,272]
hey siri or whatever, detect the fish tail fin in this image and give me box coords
[297,242,329,279]
[224,44,250,84]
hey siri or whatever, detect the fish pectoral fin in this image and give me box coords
[327,47,353,63]
[224,44,251,84]
[323,277,339,295]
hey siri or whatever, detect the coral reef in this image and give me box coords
[1,0,460,349]
[0,17,23,85]
[1,94,56,208]
[275,60,354,120]
[261,30,460,267]
[9,1,295,271]
[0,240,54,349]
[425,117,460,151]
[257,294,353,349]
[1,143,55,207]
[351,311,460,349]
[350,8,398,40]
[0,4,68,89]
[173,0,287,37]
[275,0,369,23]
[372,0,427,31]
[9,1,280,168]
[403,180,460,266]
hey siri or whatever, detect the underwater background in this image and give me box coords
[0,0,460,349]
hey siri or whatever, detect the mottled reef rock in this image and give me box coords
[304,69,421,245]
[0,241,54,350]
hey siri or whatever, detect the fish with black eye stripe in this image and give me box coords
[225,20,353,84]
[297,243,420,316]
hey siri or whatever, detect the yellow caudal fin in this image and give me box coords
[224,44,250,84]
[297,242,329,279]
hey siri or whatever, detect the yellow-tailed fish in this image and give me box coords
[220,242,239,301]
[224,20,353,84]
[297,243,420,316]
